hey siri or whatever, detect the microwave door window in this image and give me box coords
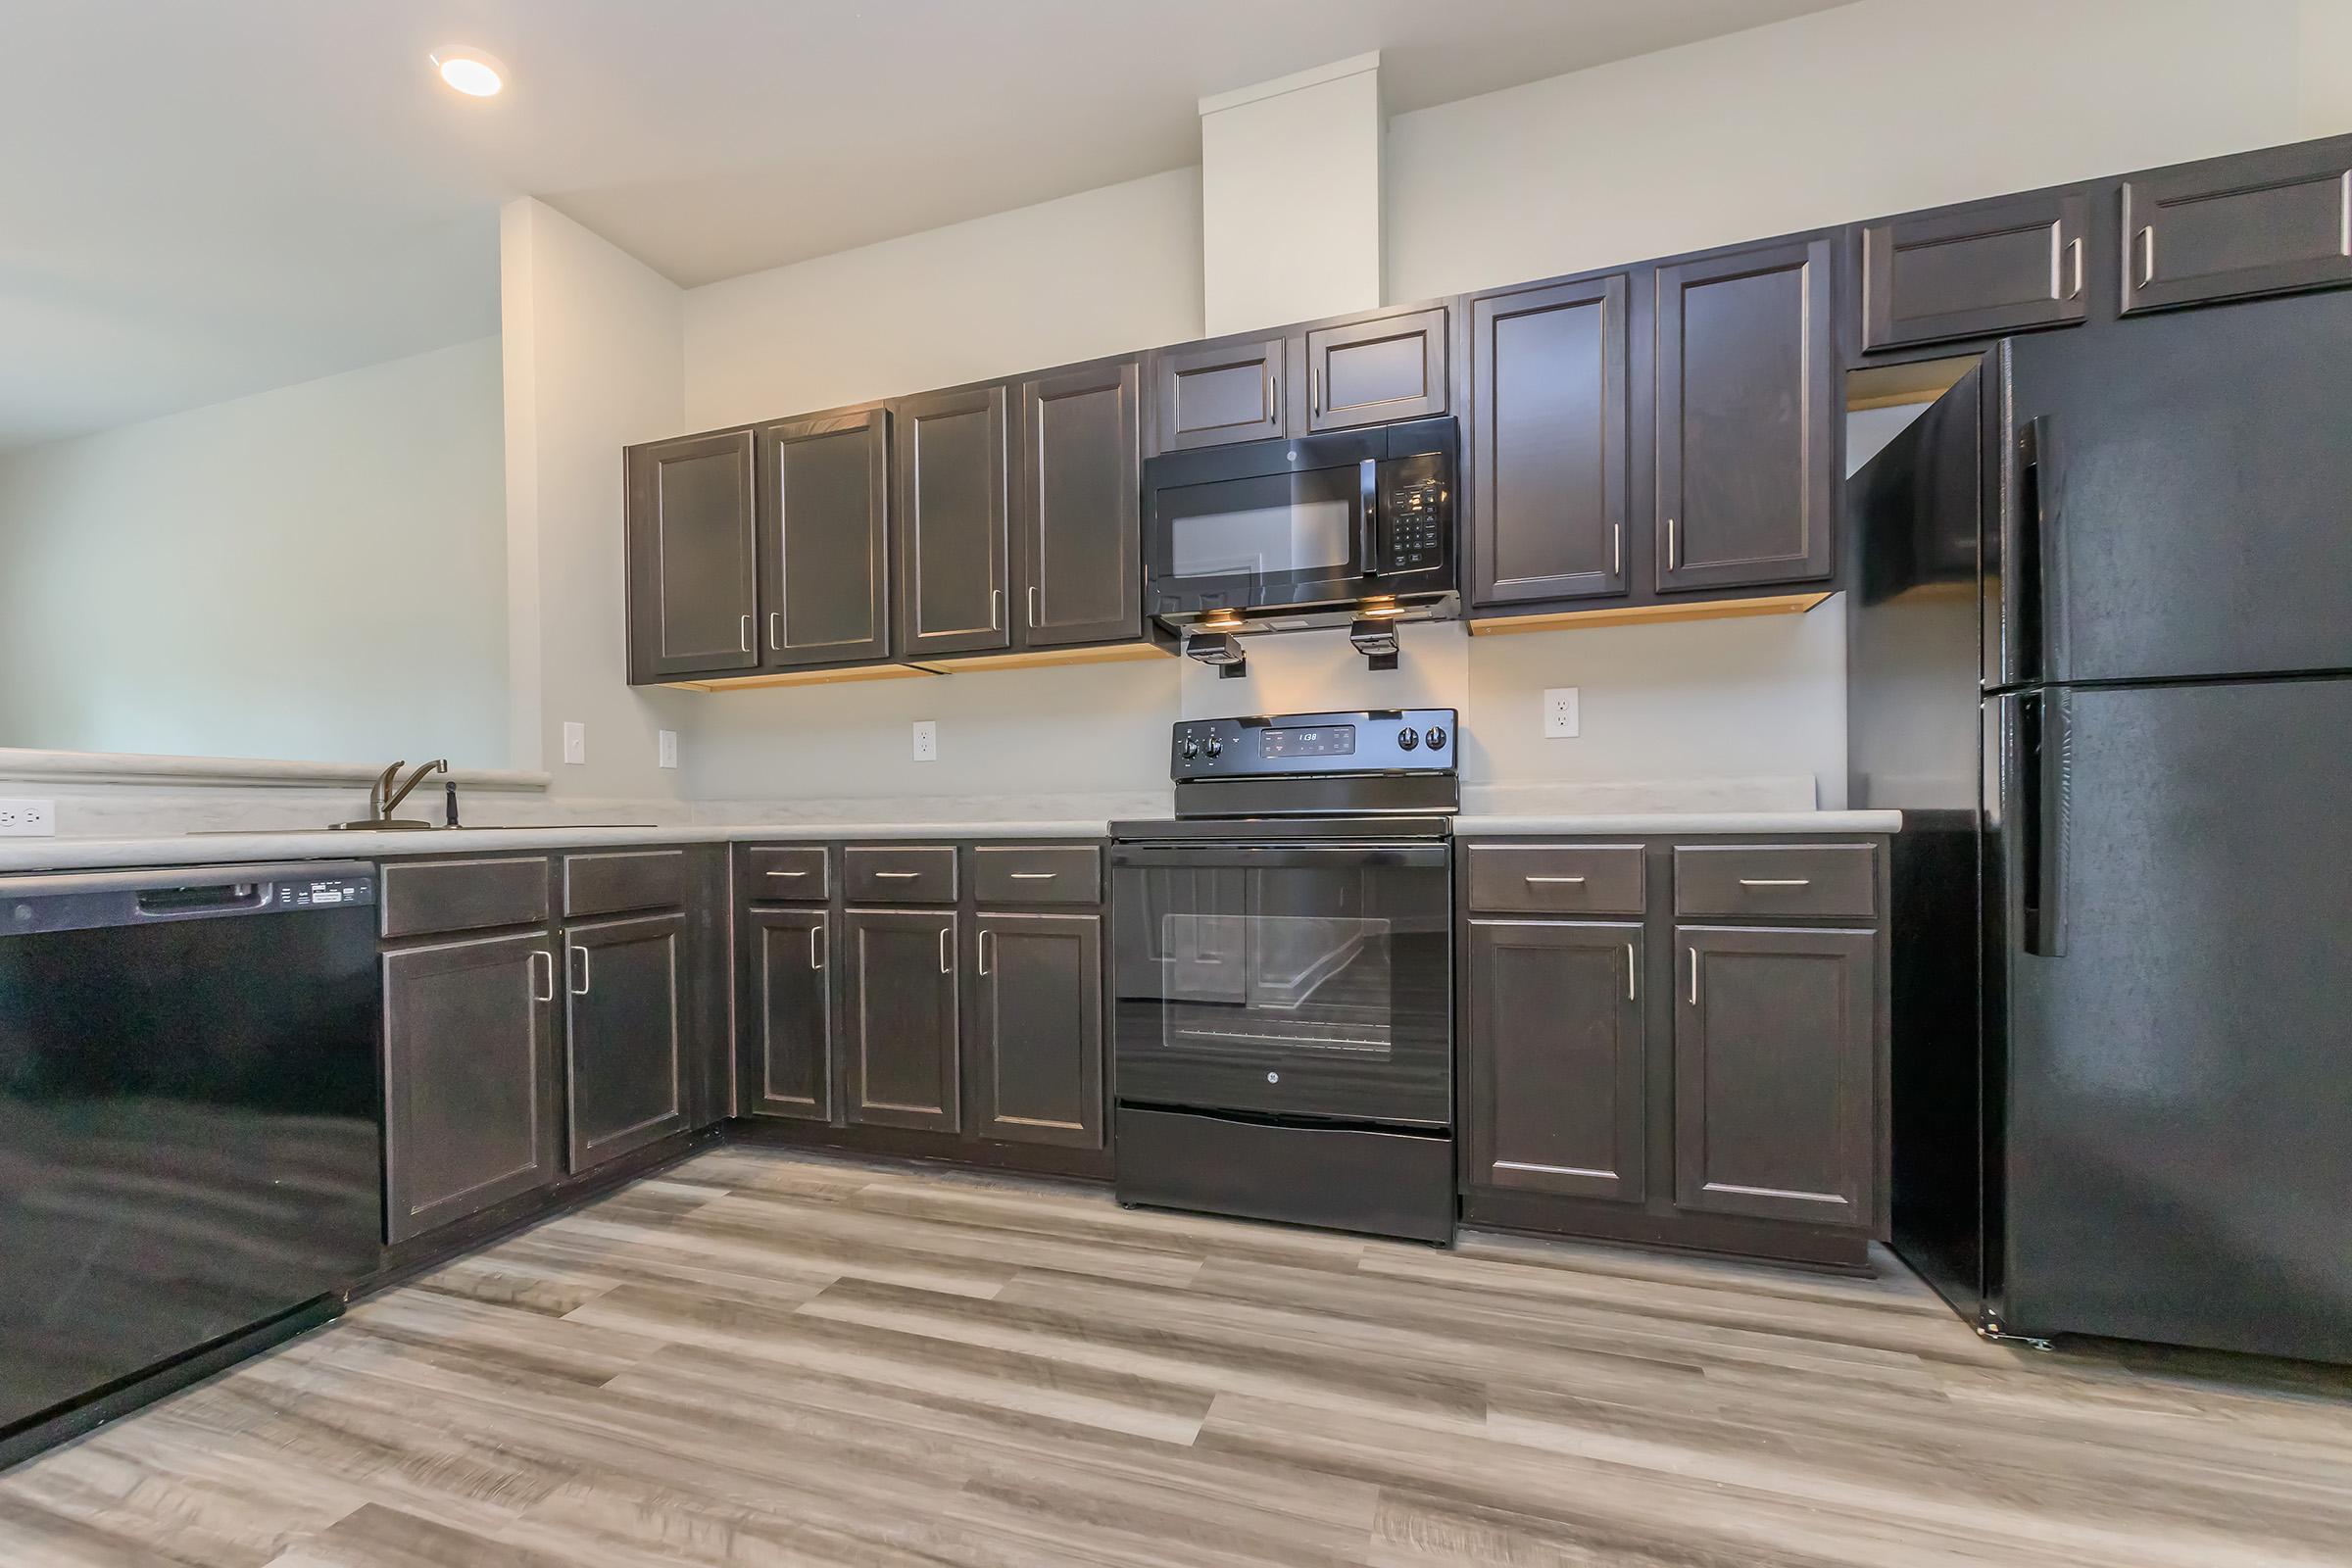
[1163,469,1357,583]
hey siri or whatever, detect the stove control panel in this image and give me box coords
[1170,709,1458,781]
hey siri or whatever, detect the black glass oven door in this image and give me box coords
[1110,843,1451,1126]
[1151,463,1371,609]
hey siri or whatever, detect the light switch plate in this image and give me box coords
[0,799,57,837]
[911,720,938,761]
[1544,687,1581,738]
[658,730,679,769]
[563,721,586,765]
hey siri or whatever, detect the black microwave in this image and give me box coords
[1142,416,1457,628]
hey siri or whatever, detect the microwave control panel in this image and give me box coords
[1379,452,1449,574]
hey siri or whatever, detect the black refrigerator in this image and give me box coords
[1848,287,2352,1363]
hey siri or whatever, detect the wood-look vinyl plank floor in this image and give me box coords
[2,1146,2347,1567]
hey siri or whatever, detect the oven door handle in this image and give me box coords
[1110,843,1448,870]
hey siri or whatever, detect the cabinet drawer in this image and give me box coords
[563,849,687,918]
[745,845,829,901]
[1464,844,1645,914]
[845,844,957,903]
[1673,844,1876,919]
[380,856,550,939]
[971,844,1101,906]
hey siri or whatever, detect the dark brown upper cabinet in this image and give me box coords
[1654,235,1837,594]
[756,407,890,668]
[1151,333,1287,452]
[1674,924,1875,1229]
[842,908,961,1133]
[382,930,559,1243]
[562,912,690,1173]
[969,912,1103,1150]
[1304,305,1449,431]
[1465,919,1645,1204]
[894,384,1011,658]
[2122,139,2352,315]
[624,429,759,679]
[1017,358,1143,648]
[1469,273,1630,607]
[1861,190,2088,351]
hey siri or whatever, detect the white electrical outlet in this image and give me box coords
[911,720,938,761]
[658,730,679,769]
[0,799,57,837]
[563,721,586,765]
[1544,687,1581,738]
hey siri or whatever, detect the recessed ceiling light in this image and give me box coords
[429,47,506,98]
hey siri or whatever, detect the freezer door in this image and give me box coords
[1994,679,2352,1360]
[1996,292,2352,687]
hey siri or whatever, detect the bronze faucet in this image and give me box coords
[334,760,448,831]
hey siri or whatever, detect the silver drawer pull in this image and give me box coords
[939,924,953,973]
[766,869,808,878]
[1525,875,1588,885]
[873,870,920,879]
[1739,877,1811,888]
[1008,871,1058,880]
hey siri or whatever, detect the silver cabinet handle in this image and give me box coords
[766,869,808,878]
[569,944,591,997]
[1008,871,1058,880]
[2064,236,2084,301]
[1612,520,1623,577]
[530,949,554,1004]
[809,921,824,970]
[1666,515,1679,569]
[1027,585,1040,628]
[1626,943,1637,1003]
[2135,225,2156,286]
[1309,365,1321,416]
[873,870,919,879]
[768,611,782,651]
[739,614,752,654]
[1524,875,1587,885]
[938,923,953,974]
[1739,877,1812,887]
[990,587,1003,630]
[978,927,995,976]
[1689,947,1699,1006]
[1266,371,1279,423]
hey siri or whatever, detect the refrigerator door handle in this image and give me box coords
[2011,415,2065,687]
[2020,690,2072,957]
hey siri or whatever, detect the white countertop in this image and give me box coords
[1452,810,1901,836]
[0,820,1115,877]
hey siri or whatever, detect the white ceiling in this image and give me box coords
[1,0,1850,450]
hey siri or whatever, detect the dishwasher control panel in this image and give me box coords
[276,876,374,908]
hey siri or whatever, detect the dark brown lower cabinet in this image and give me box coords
[382,931,559,1244]
[747,906,831,1121]
[1464,920,1644,1203]
[970,912,1103,1150]
[563,912,690,1173]
[1673,924,1877,1229]
[843,908,960,1132]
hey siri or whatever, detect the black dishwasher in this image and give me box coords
[0,861,381,1459]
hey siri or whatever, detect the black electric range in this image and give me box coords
[1108,710,1457,1244]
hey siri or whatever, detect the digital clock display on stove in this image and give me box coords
[1258,725,1356,759]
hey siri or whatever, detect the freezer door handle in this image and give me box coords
[2011,415,2065,686]
[2020,690,2072,958]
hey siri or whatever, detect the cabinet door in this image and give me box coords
[382,931,557,1243]
[757,408,890,667]
[1304,306,1448,432]
[1151,335,1287,451]
[747,907,831,1122]
[971,913,1103,1150]
[1861,191,2088,351]
[1674,925,1875,1228]
[563,913,689,1172]
[895,385,1010,657]
[1655,237,1836,592]
[625,429,759,679]
[2122,142,2352,315]
[1465,920,1644,1202]
[1469,275,1630,606]
[843,909,960,1132]
[1018,360,1142,648]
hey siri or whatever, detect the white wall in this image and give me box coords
[0,337,507,765]
[500,197,696,800]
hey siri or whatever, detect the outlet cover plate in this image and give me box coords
[1544,687,1581,739]
[911,720,938,761]
[0,799,58,837]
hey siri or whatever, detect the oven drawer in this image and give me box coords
[745,845,829,901]
[845,845,957,903]
[1673,843,1877,918]
[1464,843,1645,914]
[971,845,1101,906]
